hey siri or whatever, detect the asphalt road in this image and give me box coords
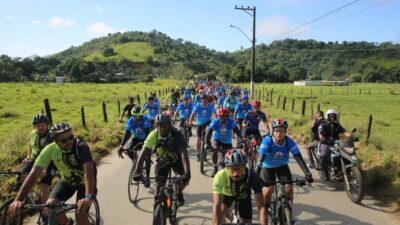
[26,124,399,225]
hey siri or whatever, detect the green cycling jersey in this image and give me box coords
[29,129,53,160]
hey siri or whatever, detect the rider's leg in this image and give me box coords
[319,143,331,180]
[238,197,253,224]
[306,140,318,166]
[75,212,90,225]
[196,125,202,155]
[211,141,220,176]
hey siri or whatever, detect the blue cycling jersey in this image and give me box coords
[192,103,216,125]
[143,103,160,119]
[235,103,253,119]
[125,115,151,140]
[218,96,225,108]
[176,102,193,119]
[258,136,300,168]
[224,97,238,110]
[194,95,201,105]
[209,117,238,144]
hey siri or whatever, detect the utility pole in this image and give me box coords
[234,5,256,99]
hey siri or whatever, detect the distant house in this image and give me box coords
[55,76,67,83]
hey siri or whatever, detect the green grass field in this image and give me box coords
[84,42,155,62]
[0,80,175,171]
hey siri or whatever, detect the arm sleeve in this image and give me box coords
[287,137,301,155]
[250,171,263,193]
[338,124,346,133]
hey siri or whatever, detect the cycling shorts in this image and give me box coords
[261,164,292,187]
[50,180,97,203]
[155,161,185,187]
[21,161,57,186]
[196,121,211,138]
[211,140,232,153]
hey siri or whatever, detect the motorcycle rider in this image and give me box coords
[318,109,351,181]
[307,111,325,169]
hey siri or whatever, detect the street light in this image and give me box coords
[233,6,256,99]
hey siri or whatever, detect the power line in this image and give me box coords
[270,46,400,53]
[284,0,392,38]
[273,0,364,39]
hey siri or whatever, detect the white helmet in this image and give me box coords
[325,109,338,120]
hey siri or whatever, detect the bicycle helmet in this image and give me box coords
[251,100,261,108]
[217,107,230,117]
[224,148,247,167]
[49,122,72,138]
[131,107,144,119]
[271,118,289,129]
[32,114,49,125]
[325,109,338,120]
[155,113,171,125]
[241,95,249,100]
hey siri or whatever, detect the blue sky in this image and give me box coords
[0,0,399,57]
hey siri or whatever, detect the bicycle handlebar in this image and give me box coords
[264,179,307,186]
[0,170,29,176]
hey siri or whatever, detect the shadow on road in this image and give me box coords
[176,215,212,225]
[293,203,374,225]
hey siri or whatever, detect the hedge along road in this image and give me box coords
[25,124,399,225]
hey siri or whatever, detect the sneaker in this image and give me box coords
[211,167,218,177]
[177,192,185,206]
[196,154,200,161]
[40,216,48,225]
[143,177,150,188]
[307,163,316,169]
[188,129,193,137]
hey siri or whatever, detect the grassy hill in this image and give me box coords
[84,42,155,62]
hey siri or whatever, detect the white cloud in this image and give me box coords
[4,15,13,19]
[258,15,309,38]
[86,22,115,37]
[48,17,75,28]
[93,5,104,13]
[31,20,42,25]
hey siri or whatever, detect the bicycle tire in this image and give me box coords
[0,197,22,225]
[88,198,101,225]
[279,204,292,225]
[153,203,167,225]
[168,194,178,225]
[200,130,206,174]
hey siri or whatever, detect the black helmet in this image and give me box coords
[32,114,49,125]
[155,113,171,125]
[49,122,72,138]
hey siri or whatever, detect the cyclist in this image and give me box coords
[307,111,325,169]
[164,89,180,115]
[217,91,226,108]
[188,94,216,161]
[133,113,191,206]
[143,96,160,128]
[119,96,138,122]
[206,107,242,177]
[10,122,97,225]
[255,119,313,216]
[223,91,239,117]
[242,100,270,151]
[21,114,56,224]
[318,109,351,180]
[118,110,152,188]
[213,149,266,225]
[174,96,194,137]
[234,95,252,131]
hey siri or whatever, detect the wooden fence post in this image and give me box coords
[159,89,161,97]
[137,94,141,105]
[291,99,295,113]
[43,99,53,125]
[301,100,306,116]
[366,114,373,144]
[270,91,273,106]
[81,106,86,129]
[277,95,281,107]
[282,96,287,111]
[317,103,320,112]
[117,98,121,116]
[311,102,314,118]
[267,91,270,101]
[145,92,147,100]
[102,101,108,122]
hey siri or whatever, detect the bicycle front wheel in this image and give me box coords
[153,203,167,225]
[279,204,292,225]
[0,197,22,225]
[128,164,140,204]
[88,198,101,225]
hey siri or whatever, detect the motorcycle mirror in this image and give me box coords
[352,128,357,133]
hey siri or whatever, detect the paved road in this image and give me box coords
[26,125,399,225]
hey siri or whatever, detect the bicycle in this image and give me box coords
[149,170,184,225]
[122,142,145,204]
[244,134,260,170]
[0,170,41,225]
[265,179,307,225]
[179,119,190,146]
[199,124,208,174]
[24,200,100,225]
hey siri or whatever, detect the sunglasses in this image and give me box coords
[58,135,75,144]
[273,128,286,133]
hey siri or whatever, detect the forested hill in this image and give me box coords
[1,30,399,83]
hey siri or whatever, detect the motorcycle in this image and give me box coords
[310,128,364,203]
